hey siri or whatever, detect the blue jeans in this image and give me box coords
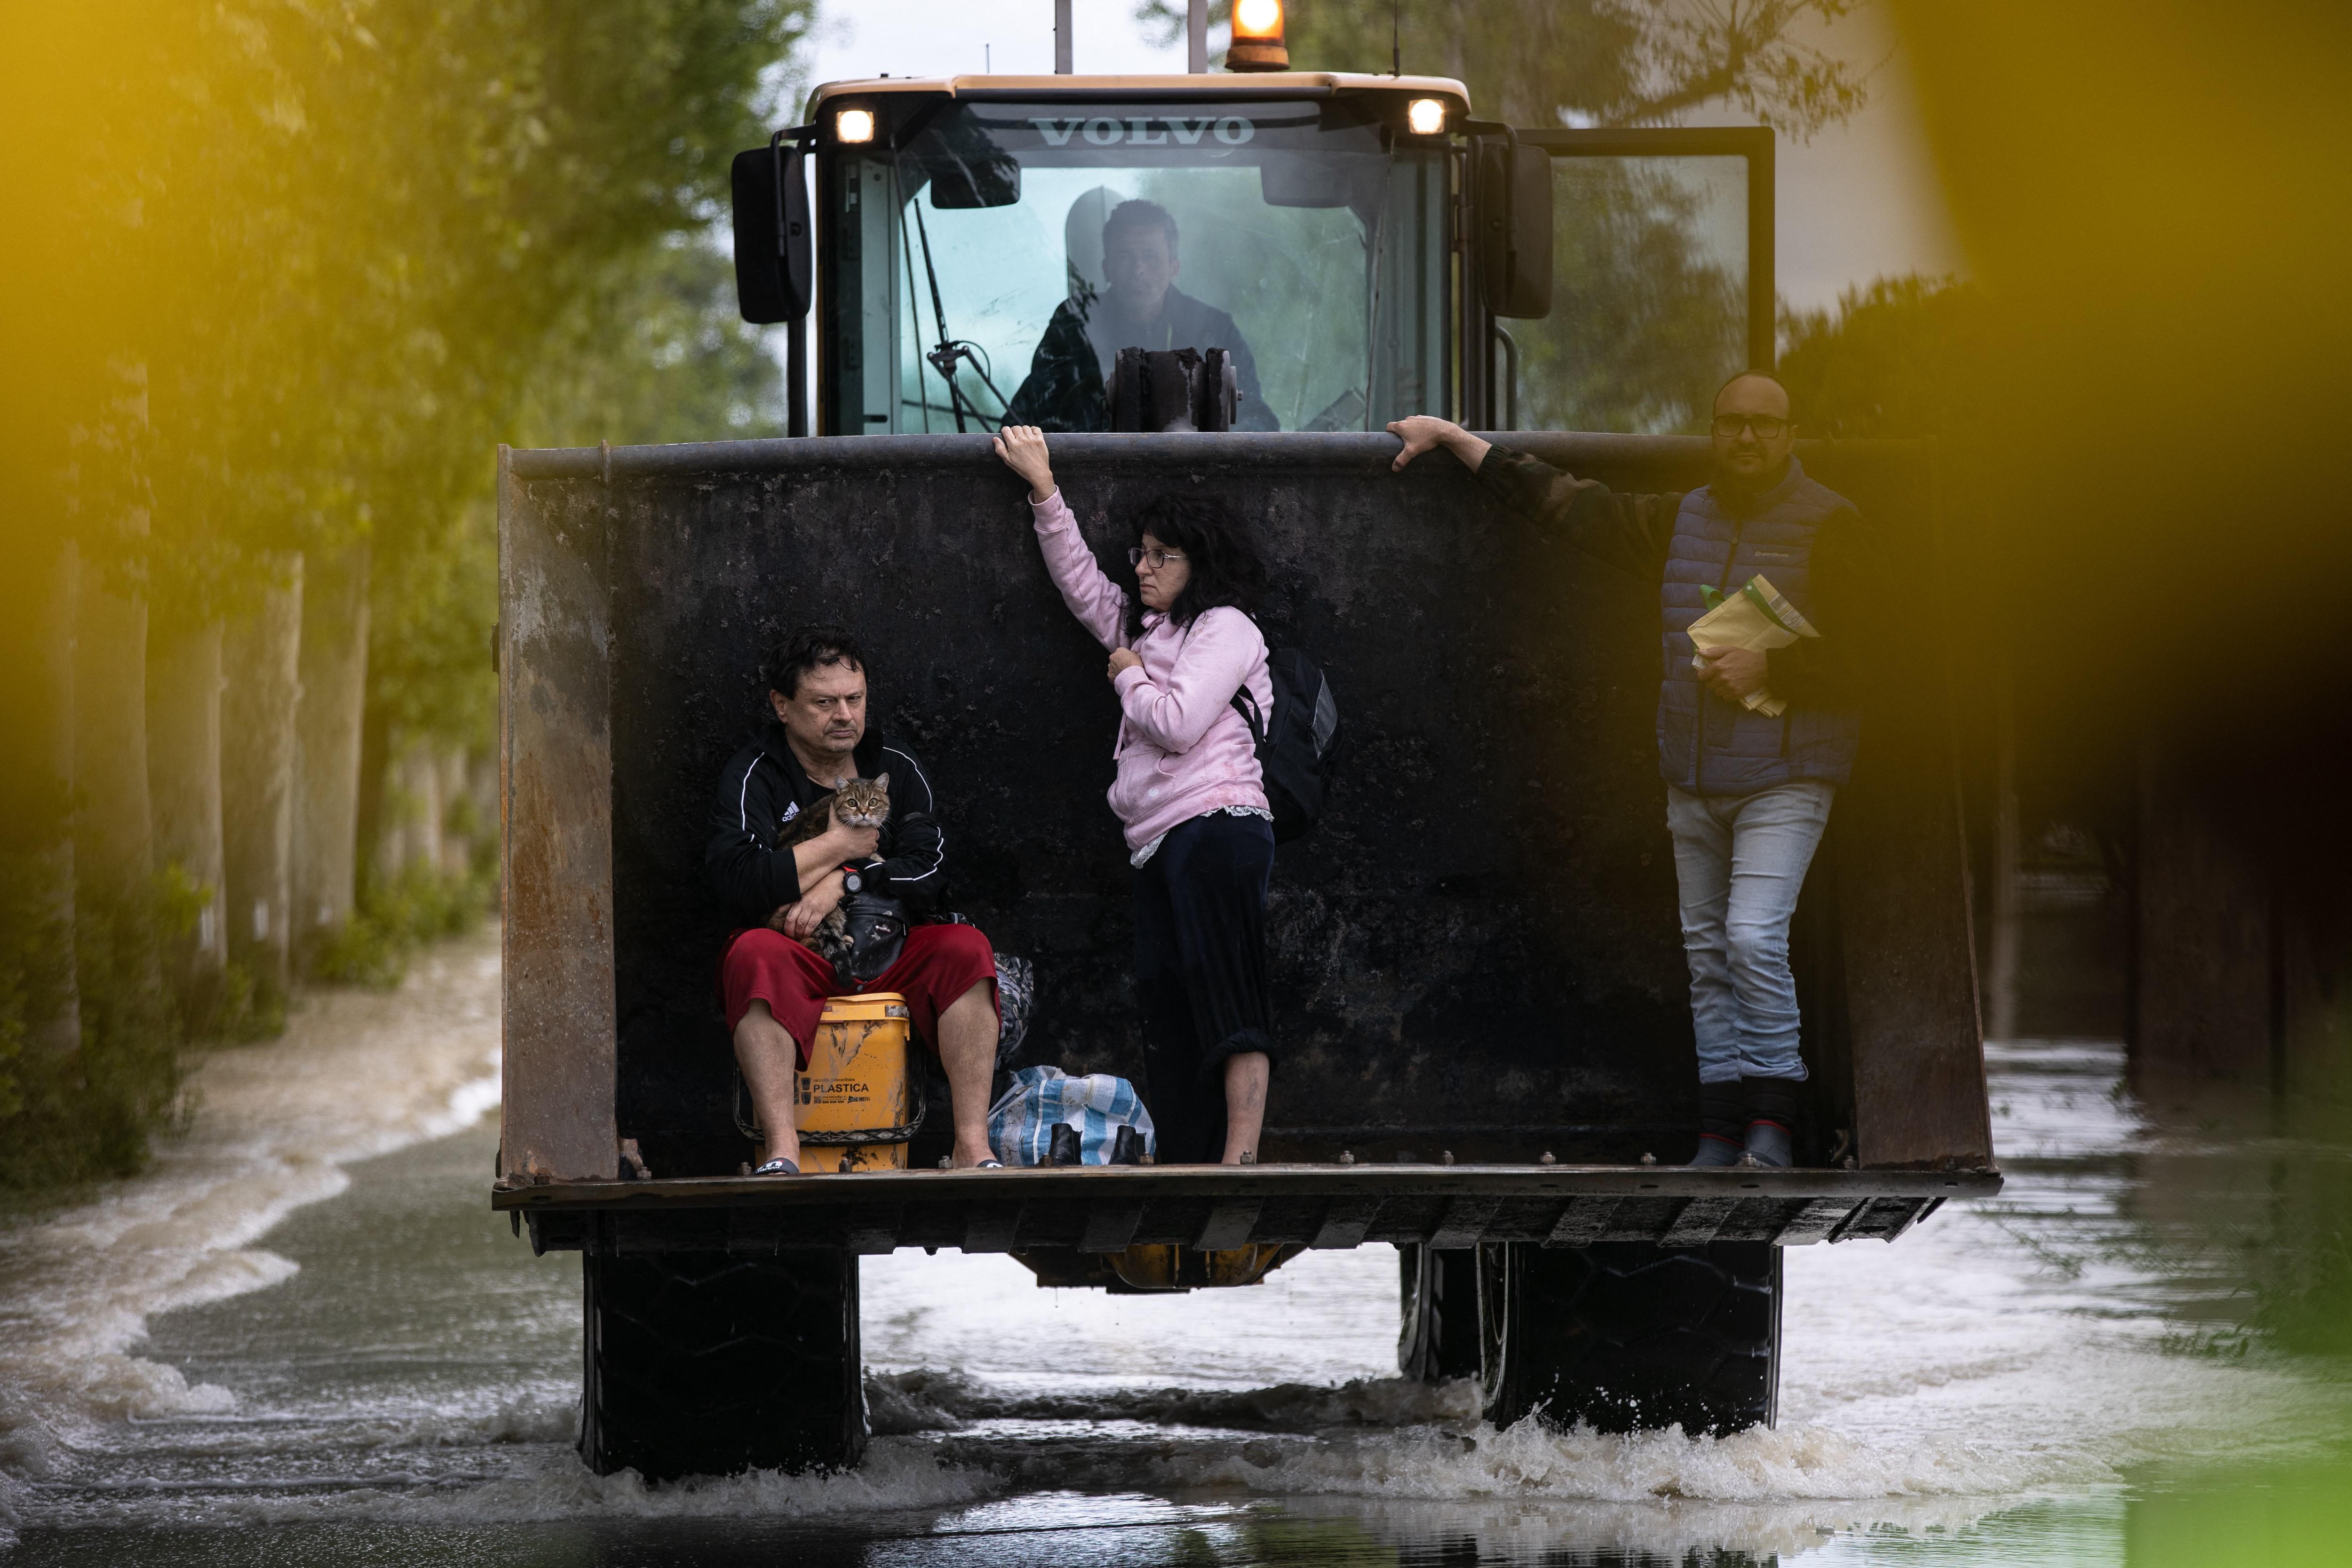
[1666,780,1835,1084]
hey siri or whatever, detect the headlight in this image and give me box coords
[1406,98,1446,136]
[834,107,875,144]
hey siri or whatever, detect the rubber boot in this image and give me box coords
[1740,1076,1803,1168]
[1685,1080,1748,1167]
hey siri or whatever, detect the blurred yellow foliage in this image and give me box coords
[0,0,809,1187]
[1891,0,2352,715]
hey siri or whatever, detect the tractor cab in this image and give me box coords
[734,73,1776,440]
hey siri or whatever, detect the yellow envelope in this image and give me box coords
[1685,574,1820,718]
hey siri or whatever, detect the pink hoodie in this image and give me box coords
[1030,488,1272,855]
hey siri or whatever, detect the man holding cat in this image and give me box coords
[1386,373,1877,1170]
[707,625,1003,1175]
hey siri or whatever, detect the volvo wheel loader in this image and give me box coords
[494,47,1996,1480]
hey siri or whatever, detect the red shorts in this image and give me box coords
[720,923,999,1068]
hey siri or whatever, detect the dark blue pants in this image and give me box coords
[1132,812,1277,1164]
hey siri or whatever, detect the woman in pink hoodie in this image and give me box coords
[994,425,1276,1165]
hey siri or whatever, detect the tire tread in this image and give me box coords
[580,1248,867,1479]
[1478,1241,1780,1436]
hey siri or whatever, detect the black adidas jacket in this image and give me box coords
[705,723,950,928]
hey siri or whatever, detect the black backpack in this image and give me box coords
[1231,647,1341,844]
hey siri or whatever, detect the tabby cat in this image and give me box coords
[769,773,890,983]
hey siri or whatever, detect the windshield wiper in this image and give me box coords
[908,200,1010,433]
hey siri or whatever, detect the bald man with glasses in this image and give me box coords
[1387,372,1879,1171]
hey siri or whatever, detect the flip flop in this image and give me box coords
[752,1156,800,1177]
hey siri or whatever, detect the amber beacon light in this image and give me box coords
[1226,0,1289,72]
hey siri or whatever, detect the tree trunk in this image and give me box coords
[467,749,499,877]
[221,556,304,1000]
[72,527,155,896]
[413,743,446,874]
[353,689,392,903]
[293,544,370,968]
[370,736,406,885]
[2133,730,2273,1087]
[373,736,443,883]
[0,534,83,1059]
[437,748,471,875]
[146,613,228,1005]
[438,747,497,878]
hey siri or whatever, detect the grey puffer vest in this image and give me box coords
[1658,456,1862,796]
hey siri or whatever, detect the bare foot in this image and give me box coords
[949,1144,1000,1170]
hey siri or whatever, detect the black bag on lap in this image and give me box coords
[837,893,909,986]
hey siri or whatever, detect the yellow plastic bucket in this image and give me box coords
[789,992,915,1173]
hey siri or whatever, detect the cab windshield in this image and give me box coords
[821,98,1447,436]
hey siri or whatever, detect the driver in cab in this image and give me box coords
[1005,198,1278,432]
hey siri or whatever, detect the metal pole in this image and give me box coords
[1055,0,1073,73]
[787,315,808,438]
[1748,134,1777,369]
[1187,0,1208,72]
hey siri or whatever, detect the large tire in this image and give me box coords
[580,1249,866,1480]
[1476,1241,1780,1436]
[1397,1244,1483,1382]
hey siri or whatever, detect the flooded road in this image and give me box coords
[2,926,2347,1564]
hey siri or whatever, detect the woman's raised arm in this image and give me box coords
[999,425,1128,651]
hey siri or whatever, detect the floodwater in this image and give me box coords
[2,926,2347,1565]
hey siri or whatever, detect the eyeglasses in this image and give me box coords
[1711,414,1790,440]
[1128,546,1188,570]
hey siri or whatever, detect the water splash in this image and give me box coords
[5,942,2350,1562]
[0,931,504,1484]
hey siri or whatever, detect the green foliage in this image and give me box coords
[205,959,292,1047]
[13,0,812,669]
[370,504,501,754]
[0,853,74,1126]
[313,860,496,992]
[1778,274,1991,439]
[523,237,790,449]
[1516,161,1749,433]
[1,1,814,1193]
[0,875,186,1197]
[1139,0,1868,135]
[367,154,791,762]
[143,863,280,1044]
[1128,2,1879,435]
[1138,3,1875,436]
[149,863,211,962]
[1777,275,2009,613]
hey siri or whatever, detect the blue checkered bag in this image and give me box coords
[986,1066,1155,1166]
